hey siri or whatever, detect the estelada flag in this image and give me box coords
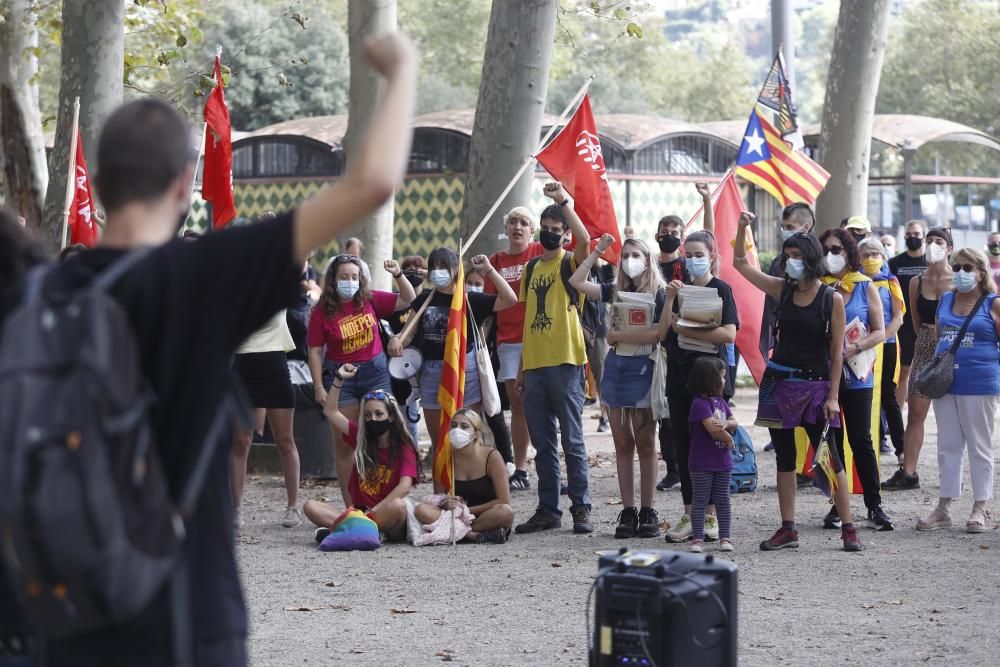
[435,264,467,494]
[536,95,622,264]
[734,108,829,207]
[685,172,767,384]
[202,55,237,229]
[68,131,98,247]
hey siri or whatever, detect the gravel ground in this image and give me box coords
[237,388,1000,666]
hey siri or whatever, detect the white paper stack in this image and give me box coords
[611,291,656,357]
[676,286,723,353]
[844,316,876,381]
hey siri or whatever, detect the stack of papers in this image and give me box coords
[611,291,656,357]
[678,286,723,327]
[844,316,876,381]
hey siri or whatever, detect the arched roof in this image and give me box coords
[238,115,348,149]
[801,114,1000,152]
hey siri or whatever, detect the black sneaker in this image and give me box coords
[614,507,639,539]
[584,397,597,406]
[822,505,842,529]
[881,468,919,491]
[637,507,660,538]
[509,470,531,491]
[475,527,510,544]
[656,471,680,491]
[314,527,331,544]
[597,417,610,433]
[879,439,893,454]
[560,482,569,496]
[867,505,894,531]
[514,509,561,534]
[571,505,593,534]
[796,474,812,489]
[763,441,775,452]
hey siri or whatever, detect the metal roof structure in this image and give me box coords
[802,114,1000,152]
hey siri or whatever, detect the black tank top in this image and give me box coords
[915,276,937,324]
[771,286,831,372]
[454,450,498,507]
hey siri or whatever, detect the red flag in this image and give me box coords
[687,172,767,384]
[202,56,236,229]
[536,95,622,264]
[435,264,467,494]
[67,131,98,247]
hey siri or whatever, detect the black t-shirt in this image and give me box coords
[36,215,300,660]
[664,276,739,394]
[658,256,689,283]
[411,288,496,360]
[888,252,927,326]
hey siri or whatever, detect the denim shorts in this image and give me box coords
[323,354,391,406]
[600,350,653,409]
[419,350,481,410]
[496,343,522,382]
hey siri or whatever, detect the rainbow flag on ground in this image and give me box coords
[435,263,467,494]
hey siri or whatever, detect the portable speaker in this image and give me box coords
[589,548,738,667]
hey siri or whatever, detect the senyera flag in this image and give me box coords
[536,95,622,264]
[202,55,237,229]
[67,130,98,247]
[685,172,767,384]
[435,263,467,494]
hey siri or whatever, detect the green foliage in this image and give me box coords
[200,2,348,129]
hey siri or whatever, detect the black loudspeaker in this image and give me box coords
[589,548,738,667]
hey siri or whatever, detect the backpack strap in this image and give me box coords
[92,247,155,292]
[522,256,540,296]
[559,253,580,309]
[821,284,835,339]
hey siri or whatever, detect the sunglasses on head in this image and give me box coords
[951,263,977,273]
[333,254,360,264]
[363,390,391,402]
[824,245,844,255]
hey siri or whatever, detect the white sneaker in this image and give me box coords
[281,507,303,528]
[689,540,704,553]
[719,539,734,552]
[666,514,692,542]
[705,515,719,542]
[505,461,516,480]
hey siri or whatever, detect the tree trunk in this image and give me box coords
[41,0,124,248]
[0,0,48,228]
[815,0,892,230]
[342,0,397,291]
[460,0,558,258]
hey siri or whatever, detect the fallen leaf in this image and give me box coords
[390,608,417,614]
[606,498,623,505]
[861,603,876,610]
[324,581,340,587]
[551,562,562,568]
[979,545,989,550]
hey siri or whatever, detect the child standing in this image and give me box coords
[687,356,737,553]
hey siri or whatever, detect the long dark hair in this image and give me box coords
[687,356,727,398]
[781,232,824,283]
[320,255,373,317]
[0,210,48,320]
[354,392,420,480]
[818,228,861,272]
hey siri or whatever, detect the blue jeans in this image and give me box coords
[523,364,590,516]
[322,354,391,406]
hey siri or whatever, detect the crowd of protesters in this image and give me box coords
[1,32,998,667]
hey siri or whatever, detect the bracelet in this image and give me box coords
[393,272,402,279]
[332,380,343,387]
[558,199,570,208]
[734,255,749,264]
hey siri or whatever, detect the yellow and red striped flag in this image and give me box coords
[734,107,830,207]
[435,263,467,494]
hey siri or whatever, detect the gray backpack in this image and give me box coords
[0,251,241,649]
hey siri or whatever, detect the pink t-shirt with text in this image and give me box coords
[307,290,398,363]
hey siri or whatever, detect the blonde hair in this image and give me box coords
[452,408,486,446]
[503,206,537,233]
[952,247,997,294]
[616,238,666,296]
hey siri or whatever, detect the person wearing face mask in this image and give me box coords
[413,408,515,543]
[384,255,428,444]
[815,228,894,532]
[880,234,897,257]
[658,229,738,544]
[916,248,1000,533]
[396,247,517,455]
[883,226,955,491]
[653,182,714,491]
[859,238,906,462]
[987,231,1000,286]
[570,234,667,539]
[308,254,416,506]
[844,216,872,246]
[304,366,420,544]
[888,220,928,407]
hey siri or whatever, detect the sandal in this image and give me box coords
[966,507,990,534]
[916,507,952,531]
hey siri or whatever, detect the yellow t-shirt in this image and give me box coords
[519,250,587,370]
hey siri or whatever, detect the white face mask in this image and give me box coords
[824,252,846,275]
[466,284,484,293]
[926,243,946,264]
[622,257,645,278]
[785,258,805,280]
[448,427,472,449]
[429,269,452,288]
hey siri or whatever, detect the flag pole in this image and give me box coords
[60,96,81,249]
[191,121,208,197]
[460,76,595,256]
[451,239,464,549]
[682,168,737,233]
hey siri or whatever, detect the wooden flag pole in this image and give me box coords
[60,96,81,249]
[460,76,595,256]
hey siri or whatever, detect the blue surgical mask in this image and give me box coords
[429,269,452,288]
[785,258,805,280]
[687,256,710,278]
[955,270,978,293]
[336,280,359,299]
[466,284,484,293]
[781,228,797,242]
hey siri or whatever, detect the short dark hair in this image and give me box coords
[538,204,567,231]
[657,215,683,233]
[781,202,815,227]
[427,246,460,277]
[0,209,48,317]
[781,231,824,282]
[819,228,861,271]
[687,356,727,397]
[926,226,953,248]
[95,98,194,213]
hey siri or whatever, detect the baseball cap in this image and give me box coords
[844,216,871,233]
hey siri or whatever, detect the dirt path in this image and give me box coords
[237,389,1000,666]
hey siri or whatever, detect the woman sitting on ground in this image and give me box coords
[304,364,419,543]
[414,408,514,544]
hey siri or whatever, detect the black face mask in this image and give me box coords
[658,235,681,254]
[539,229,563,251]
[905,236,923,252]
[365,419,391,438]
[403,270,424,289]
[850,232,867,245]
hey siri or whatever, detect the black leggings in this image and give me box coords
[666,393,695,505]
[834,388,881,511]
[485,411,513,465]
[658,418,678,473]
[879,342,905,456]
[770,421,825,473]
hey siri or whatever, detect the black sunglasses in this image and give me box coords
[951,263,977,273]
[823,245,844,255]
